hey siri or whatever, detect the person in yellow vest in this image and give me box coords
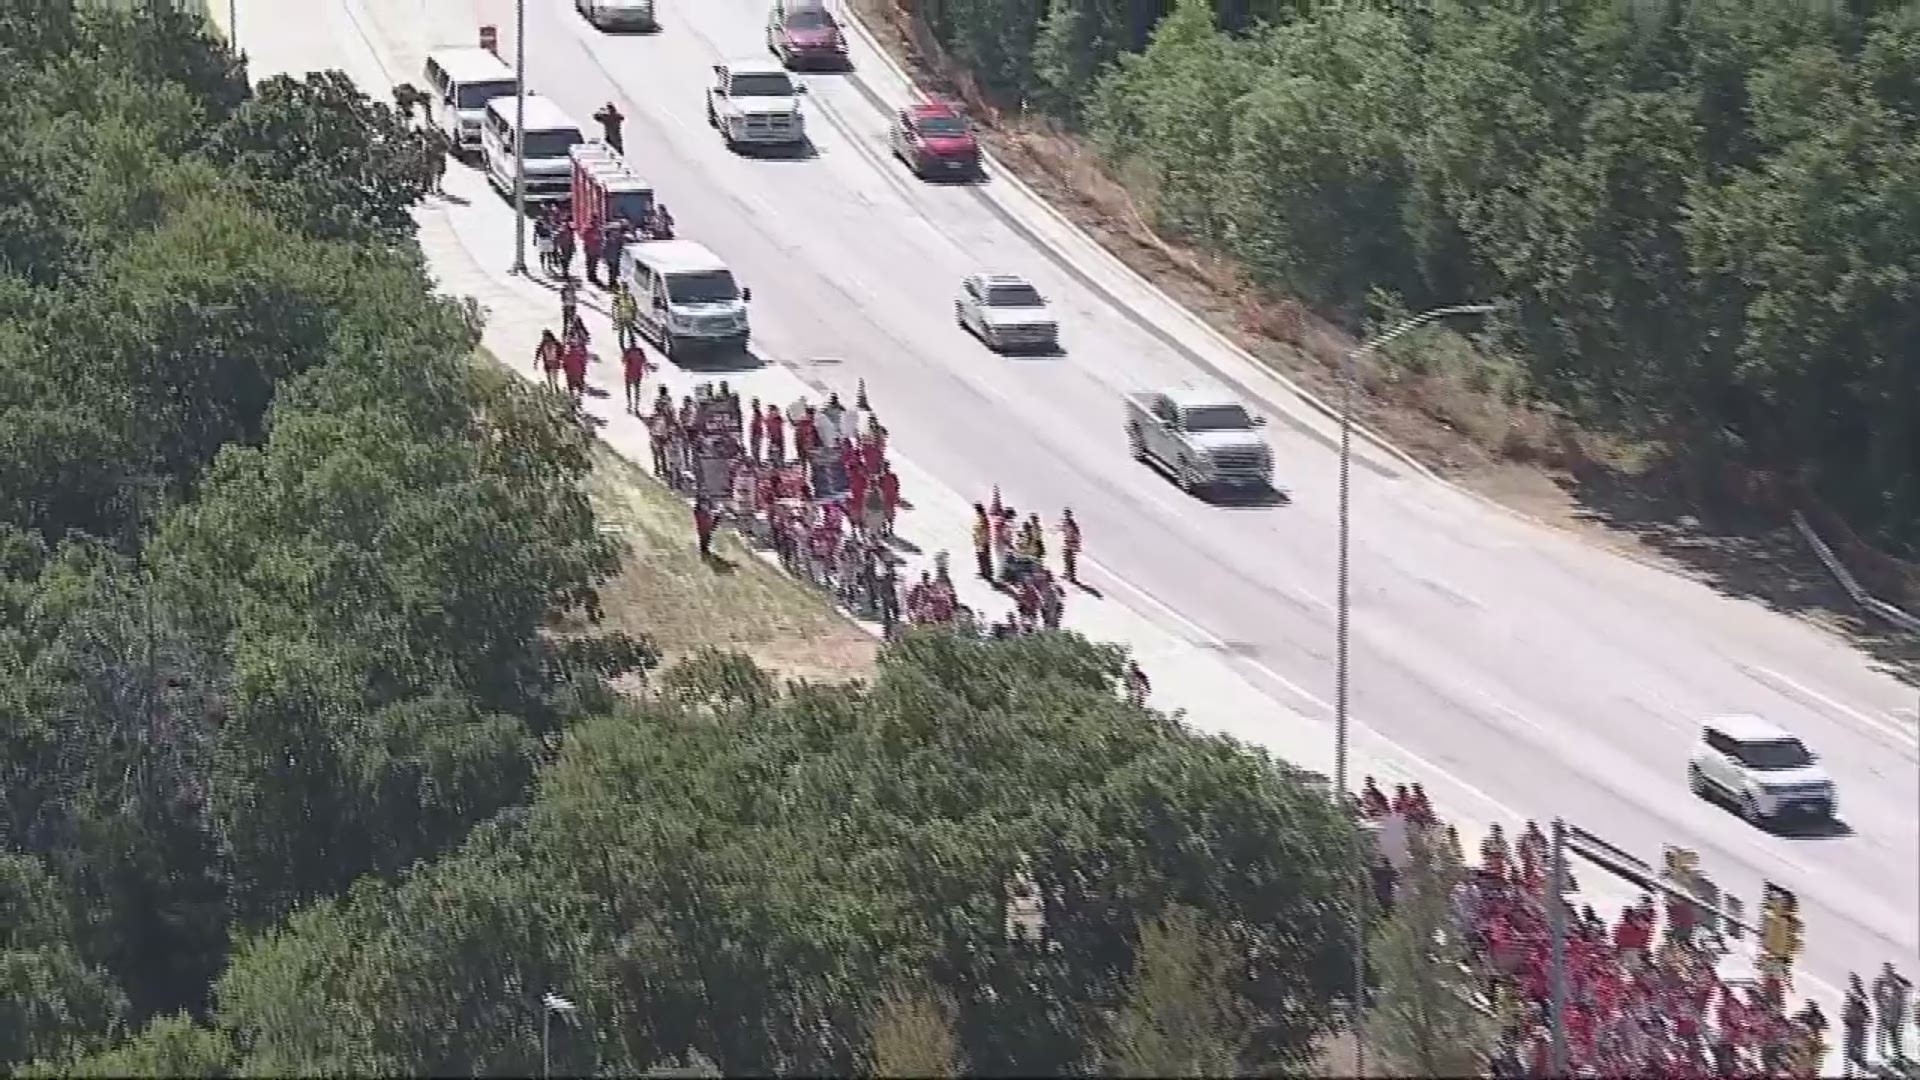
[972,503,993,581]
[612,282,639,350]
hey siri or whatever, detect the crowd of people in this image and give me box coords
[1358,779,1918,1078]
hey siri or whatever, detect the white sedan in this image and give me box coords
[954,273,1059,353]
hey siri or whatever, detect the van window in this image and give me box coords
[456,78,518,110]
[666,270,739,304]
[523,128,584,158]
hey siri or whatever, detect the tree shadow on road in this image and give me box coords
[1553,452,1920,688]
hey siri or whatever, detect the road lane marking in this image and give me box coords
[1740,662,1918,749]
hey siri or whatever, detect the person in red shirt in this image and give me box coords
[536,329,562,390]
[582,218,603,286]
[694,499,716,558]
[861,420,885,475]
[1360,776,1390,818]
[847,462,869,532]
[622,343,648,414]
[764,404,785,465]
[877,467,900,535]
[562,335,588,399]
[794,406,820,458]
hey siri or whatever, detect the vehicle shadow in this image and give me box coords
[1002,344,1067,360]
[1767,816,1855,840]
[733,139,820,162]
[918,170,989,187]
[1213,485,1291,509]
[667,345,766,373]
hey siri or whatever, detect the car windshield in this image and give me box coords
[786,8,834,29]
[730,73,795,97]
[523,128,583,158]
[917,115,967,136]
[668,270,740,304]
[1734,738,1814,771]
[457,80,518,110]
[1182,405,1254,431]
[986,284,1043,307]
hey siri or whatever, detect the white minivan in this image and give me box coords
[620,240,753,361]
[481,94,585,202]
[422,48,519,155]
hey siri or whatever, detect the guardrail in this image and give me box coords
[1793,510,1920,635]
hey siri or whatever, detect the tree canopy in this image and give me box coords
[2,3,1368,1073]
[913,0,1920,556]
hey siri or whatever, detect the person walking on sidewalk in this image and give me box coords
[1876,963,1911,1063]
[749,397,765,463]
[972,503,993,581]
[582,220,603,287]
[622,342,648,415]
[612,282,639,350]
[694,499,716,559]
[1845,975,1871,1077]
[562,333,588,401]
[1124,660,1151,706]
[534,215,555,276]
[1060,507,1081,584]
[560,275,580,333]
[763,402,785,465]
[601,217,625,285]
[554,219,576,280]
[534,329,561,389]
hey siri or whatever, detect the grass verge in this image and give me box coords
[583,443,879,684]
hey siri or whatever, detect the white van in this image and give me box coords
[422,48,519,154]
[481,94,585,202]
[620,240,753,360]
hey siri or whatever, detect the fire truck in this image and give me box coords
[568,141,659,244]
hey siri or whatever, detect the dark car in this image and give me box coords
[888,101,981,179]
[767,0,849,70]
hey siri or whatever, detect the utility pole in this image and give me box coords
[510,0,529,275]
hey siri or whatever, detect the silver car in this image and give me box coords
[955,273,1058,353]
[577,0,656,31]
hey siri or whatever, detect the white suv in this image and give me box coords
[1687,714,1837,824]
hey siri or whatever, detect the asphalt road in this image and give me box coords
[229,0,1916,1005]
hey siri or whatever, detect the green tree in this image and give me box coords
[1098,905,1257,1077]
[208,70,438,243]
[0,851,131,1067]
[1367,834,1495,1077]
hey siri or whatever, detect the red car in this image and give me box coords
[766,0,849,70]
[887,101,981,179]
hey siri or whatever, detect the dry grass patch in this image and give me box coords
[583,445,878,684]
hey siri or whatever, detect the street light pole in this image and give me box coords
[228,0,236,46]
[540,992,576,1079]
[511,0,529,275]
[1335,302,1495,1078]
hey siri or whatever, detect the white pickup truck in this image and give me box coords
[1124,387,1274,494]
[705,59,808,150]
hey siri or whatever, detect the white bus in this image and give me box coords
[422,48,519,154]
[480,94,585,202]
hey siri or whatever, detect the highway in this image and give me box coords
[230,0,1916,1012]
